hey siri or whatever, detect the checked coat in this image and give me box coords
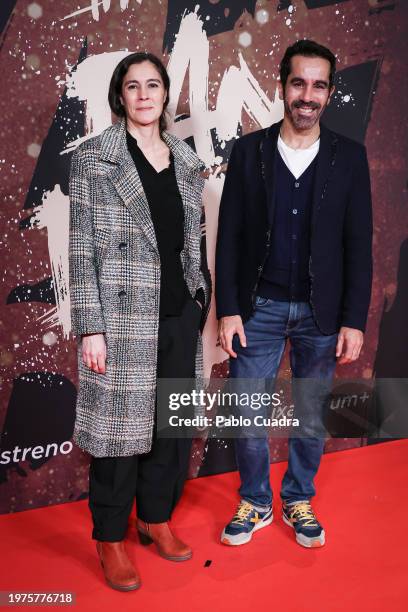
[68,118,211,458]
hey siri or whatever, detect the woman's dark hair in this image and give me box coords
[279,39,336,89]
[108,52,170,132]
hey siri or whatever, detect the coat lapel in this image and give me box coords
[110,157,158,251]
[311,122,338,229]
[99,120,204,256]
[162,131,204,271]
[260,121,282,224]
[100,119,157,252]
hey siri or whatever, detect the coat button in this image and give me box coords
[119,242,127,250]
[118,290,126,298]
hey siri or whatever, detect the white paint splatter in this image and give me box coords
[30,185,71,338]
[65,51,127,138]
[62,0,143,22]
[66,11,283,163]
[167,10,213,165]
[215,56,283,144]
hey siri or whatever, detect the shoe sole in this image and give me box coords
[138,529,192,562]
[106,577,140,592]
[158,551,193,562]
[282,514,325,548]
[221,512,274,546]
[99,561,141,591]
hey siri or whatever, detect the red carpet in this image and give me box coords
[1,440,407,611]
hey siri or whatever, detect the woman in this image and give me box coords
[69,52,211,592]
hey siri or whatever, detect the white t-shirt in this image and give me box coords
[277,134,320,180]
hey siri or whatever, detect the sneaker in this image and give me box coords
[282,500,325,548]
[221,500,273,546]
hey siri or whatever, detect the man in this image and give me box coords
[215,40,372,548]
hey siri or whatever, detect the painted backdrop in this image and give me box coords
[0,0,407,513]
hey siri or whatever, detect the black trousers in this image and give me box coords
[88,297,201,542]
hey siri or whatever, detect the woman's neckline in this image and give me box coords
[126,130,173,174]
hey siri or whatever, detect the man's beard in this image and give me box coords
[284,98,323,130]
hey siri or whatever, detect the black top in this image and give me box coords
[126,131,190,317]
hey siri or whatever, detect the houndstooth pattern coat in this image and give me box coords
[69,118,211,458]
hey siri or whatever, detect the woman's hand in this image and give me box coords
[81,333,106,374]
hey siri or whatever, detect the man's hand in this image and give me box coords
[218,315,246,358]
[81,333,106,373]
[336,327,364,364]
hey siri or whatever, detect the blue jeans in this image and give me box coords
[229,298,338,508]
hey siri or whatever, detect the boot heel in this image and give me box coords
[138,530,153,546]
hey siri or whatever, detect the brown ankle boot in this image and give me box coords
[136,520,192,562]
[96,541,140,591]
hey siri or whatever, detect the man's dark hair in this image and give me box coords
[108,52,170,132]
[279,39,336,89]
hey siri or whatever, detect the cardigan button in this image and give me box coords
[119,242,127,250]
[118,290,126,298]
